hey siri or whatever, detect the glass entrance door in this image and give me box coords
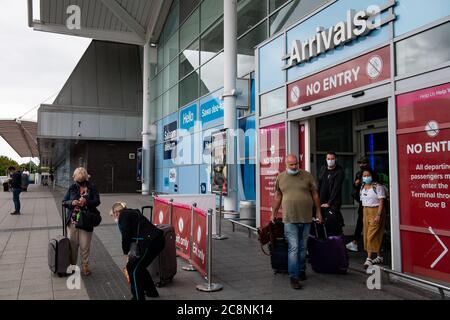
[360,128,389,185]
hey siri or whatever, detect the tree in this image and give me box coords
[0,156,20,176]
[19,161,39,174]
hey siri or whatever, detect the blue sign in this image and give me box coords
[200,97,224,124]
[179,103,197,131]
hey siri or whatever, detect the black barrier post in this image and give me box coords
[197,209,223,292]
[213,191,228,240]
[182,202,197,272]
[169,198,173,225]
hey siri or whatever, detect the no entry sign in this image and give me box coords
[397,83,450,283]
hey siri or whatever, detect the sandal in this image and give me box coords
[363,258,373,270]
[372,256,384,265]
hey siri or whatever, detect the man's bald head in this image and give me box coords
[285,154,299,173]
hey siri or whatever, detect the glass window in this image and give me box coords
[200,19,224,65]
[359,102,387,122]
[260,87,285,116]
[162,87,178,118]
[238,21,267,78]
[269,0,329,36]
[316,111,353,152]
[259,35,285,94]
[179,71,199,108]
[237,0,267,37]
[180,0,200,25]
[200,53,224,96]
[164,31,179,66]
[180,40,200,80]
[269,0,290,13]
[163,2,179,40]
[180,8,199,51]
[155,96,163,121]
[201,0,223,33]
[151,73,163,99]
[394,0,450,37]
[157,45,164,72]
[164,57,179,91]
[396,22,450,76]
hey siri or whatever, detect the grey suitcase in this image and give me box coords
[143,206,177,287]
[48,203,71,277]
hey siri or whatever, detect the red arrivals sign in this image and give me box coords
[397,83,450,283]
[153,197,171,225]
[192,208,207,277]
[171,203,192,260]
[287,46,390,108]
[259,123,286,227]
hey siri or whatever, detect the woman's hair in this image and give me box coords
[73,167,89,182]
[362,167,375,177]
[110,202,127,216]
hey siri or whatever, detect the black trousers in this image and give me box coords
[353,203,364,241]
[127,236,165,300]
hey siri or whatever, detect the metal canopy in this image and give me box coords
[0,120,38,158]
[28,0,173,45]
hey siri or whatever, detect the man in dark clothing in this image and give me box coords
[317,151,345,235]
[8,166,22,215]
[346,156,377,252]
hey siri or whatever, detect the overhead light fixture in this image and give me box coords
[149,43,157,48]
[302,105,312,111]
[352,91,365,98]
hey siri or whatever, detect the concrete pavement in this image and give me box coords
[0,184,441,300]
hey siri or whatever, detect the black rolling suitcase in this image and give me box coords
[48,203,71,277]
[269,238,288,274]
[142,206,177,287]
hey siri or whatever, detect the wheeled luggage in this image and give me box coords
[269,238,288,274]
[142,206,177,287]
[48,203,71,277]
[307,221,348,274]
[321,208,344,236]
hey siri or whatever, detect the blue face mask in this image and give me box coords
[287,169,299,176]
[363,176,373,184]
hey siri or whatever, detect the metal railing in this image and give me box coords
[228,218,258,238]
[379,266,450,300]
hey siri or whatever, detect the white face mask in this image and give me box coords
[114,218,119,223]
[327,159,336,167]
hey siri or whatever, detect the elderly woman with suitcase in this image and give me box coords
[111,202,165,300]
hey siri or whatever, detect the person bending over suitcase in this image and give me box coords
[111,202,165,300]
[360,168,386,270]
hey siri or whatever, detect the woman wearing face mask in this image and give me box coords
[360,168,386,269]
[110,202,165,300]
[63,167,101,276]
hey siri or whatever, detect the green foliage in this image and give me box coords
[0,156,20,176]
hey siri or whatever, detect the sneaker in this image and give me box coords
[299,271,307,281]
[372,256,384,265]
[346,242,358,252]
[363,258,373,270]
[10,211,20,215]
[290,278,302,290]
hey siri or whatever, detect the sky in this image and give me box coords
[0,0,91,164]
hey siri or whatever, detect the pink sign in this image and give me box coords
[192,208,207,277]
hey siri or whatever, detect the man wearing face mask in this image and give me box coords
[63,167,101,276]
[271,154,322,289]
[317,151,345,236]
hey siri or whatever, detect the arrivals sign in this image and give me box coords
[283,0,395,70]
[397,83,450,283]
[172,203,191,261]
[259,123,286,227]
[287,46,390,108]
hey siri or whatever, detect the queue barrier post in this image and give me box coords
[182,202,197,272]
[212,191,227,240]
[197,209,223,292]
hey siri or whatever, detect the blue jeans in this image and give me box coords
[12,188,22,213]
[284,223,311,279]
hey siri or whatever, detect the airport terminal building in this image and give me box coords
[29,0,450,285]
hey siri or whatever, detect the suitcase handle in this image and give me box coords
[61,202,67,237]
[142,206,153,221]
[312,218,328,239]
